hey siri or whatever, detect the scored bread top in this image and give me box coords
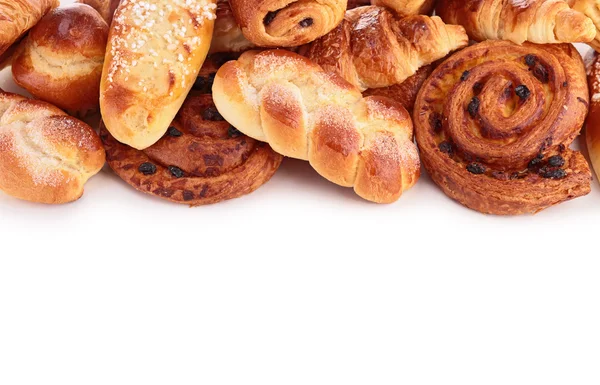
[100,0,217,150]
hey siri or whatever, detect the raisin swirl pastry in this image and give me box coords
[413,40,592,215]
[100,93,283,205]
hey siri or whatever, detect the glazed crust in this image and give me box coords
[413,40,592,215]
[100,93,283,205]
[100,0,217,150]
[586,52,600,182]
[210,0,255,54]
[12,4,109,115]
[0,91,105,204]
[300,6,468,91]
[76,0,120,25]
[212,50,420,204]
[436,0,596,44]
[0,0,59,57]
[228,0,347,47]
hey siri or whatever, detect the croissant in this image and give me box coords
[0,0,59,57]
[228,0,347,47]
[212,50,420,203]
[414,40,592,214]
[371,0,436,15]
[568,0,600,51]
[437,0,596,44]
[301,6,468,91]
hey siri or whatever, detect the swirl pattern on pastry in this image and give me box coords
[413,40,592,215]
[100,93,283,205]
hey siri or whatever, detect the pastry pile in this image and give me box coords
[1,0,600,215]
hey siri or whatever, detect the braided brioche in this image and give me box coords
[301,7,468,91]
[212,50,420,203]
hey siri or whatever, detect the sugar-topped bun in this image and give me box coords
[0,91,105,204]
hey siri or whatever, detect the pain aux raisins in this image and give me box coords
[167,126,183,137]
[467,162,486,175]
[515,85,530,100]
[168,166,185,178]
[467,97,480,117]
[139,162,157,175]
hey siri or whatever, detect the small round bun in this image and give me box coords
[0,91,106,204]
[12,4,108,115]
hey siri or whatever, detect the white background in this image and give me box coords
[0,1,599,384]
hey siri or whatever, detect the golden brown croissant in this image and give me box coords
[210,0,255,54]
[228,0,347,47]
[301,6,468,91]
[0,0,59,57]
[372,0,436,15]
[437,0,596,44]
[568,0,600,51]
[212,50,420,204]
[414,40,592,215]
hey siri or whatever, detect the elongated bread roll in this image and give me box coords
[228,0,347,47]
[100,0,217,150]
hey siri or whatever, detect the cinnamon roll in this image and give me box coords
[414,40,592,215]
[228,0,347,47]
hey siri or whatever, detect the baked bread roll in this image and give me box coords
[12,4,109,116]
[77,0,120,25]
[101,92,283,205]
[213,50,420,203]
[228,0,347,47]
[0,90,105,204]
[568,0,600,52]
[210,0,255,54]
[413,40,592,215]
[301,7,468,91]
[586,52,600,182]
[371,0,436,15]
[436,0,596,44]
[0,0,59,58]
[100,0,217,150]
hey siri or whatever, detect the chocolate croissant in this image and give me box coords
[413,40,592,215]
[437,0,596,44]
[301,6,468,91]
[228,0,347,47]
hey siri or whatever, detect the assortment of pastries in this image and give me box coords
[1,0,600,214]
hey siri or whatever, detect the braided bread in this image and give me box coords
[212,50,420,203]
[0,91,105,204]
[301,7,468,91]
